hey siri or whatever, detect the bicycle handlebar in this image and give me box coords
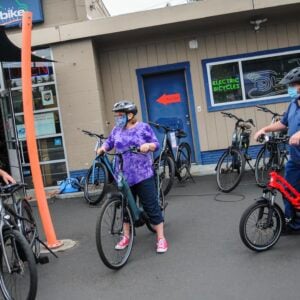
[257,134,290,144]
[148,121,172,132]
[256,105,283,118]
[0,183,27,195]
[80,129,106,140]
[221,112,255,128]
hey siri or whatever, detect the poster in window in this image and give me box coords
[242,53,300,99]
[210,62,243,104]
[16,112,56,139]
[41,90,54,106]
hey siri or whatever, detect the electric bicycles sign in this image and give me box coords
[0,0,44,27]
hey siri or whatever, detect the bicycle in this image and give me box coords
[254,106,288,187]
[0,184,38,300]
[239,137,295,252]
[95,147,166,269]
[81,129,113,205]
[0,183,57,264]
[216,112,255,193]
[149,121,193,196]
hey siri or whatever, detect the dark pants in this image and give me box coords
[130,176,164,226]
[284,160,300,230]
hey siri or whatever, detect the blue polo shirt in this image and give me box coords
[281,97,300,163]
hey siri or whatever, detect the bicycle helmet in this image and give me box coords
[279,67,300,85]
[112,100,138,115]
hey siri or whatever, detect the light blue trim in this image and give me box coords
[202,45,300,112]
[136,62,202,163]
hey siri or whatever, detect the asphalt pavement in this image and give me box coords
[33,173,300,300]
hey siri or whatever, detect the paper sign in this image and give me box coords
[170,132,177,148]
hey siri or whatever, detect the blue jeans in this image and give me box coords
[131,176,164,226]
[284,160,300,229]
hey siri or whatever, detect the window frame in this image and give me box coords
[202,46,300,112]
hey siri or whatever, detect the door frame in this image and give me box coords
[136,61,202,163]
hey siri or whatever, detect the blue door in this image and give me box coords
[142,70,195,161]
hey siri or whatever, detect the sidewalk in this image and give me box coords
[33,173,300,300]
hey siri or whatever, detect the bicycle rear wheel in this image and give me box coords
[20,200,40,260]
[176,142,192,182]
[84,162,108,205]
[96,197,134,270]
[239,200,284,251]
[216,148,245,193]
[154,154,175,196]
[0,229,37,300]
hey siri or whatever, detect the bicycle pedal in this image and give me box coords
[38,255,50,264]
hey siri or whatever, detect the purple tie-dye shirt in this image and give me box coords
[103,122,159,186]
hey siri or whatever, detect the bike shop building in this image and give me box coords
[0,0,299,187]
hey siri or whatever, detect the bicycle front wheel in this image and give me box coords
[239,200,284,252]
[84,162,108,205]
[0,229,37,300]
[95,197,134,270]
[216,148,245,193]
[20,200,40,260]
[176,142,192,182]
[154,154,175,196]
[255,145,277,188]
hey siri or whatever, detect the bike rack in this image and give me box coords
[268,171,300,209]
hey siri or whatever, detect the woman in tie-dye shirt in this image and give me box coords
[97,101,168,253]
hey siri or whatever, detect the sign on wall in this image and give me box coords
[0,0,44,27]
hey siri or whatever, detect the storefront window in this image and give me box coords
[1,48,68,187]
[203,49,300,111]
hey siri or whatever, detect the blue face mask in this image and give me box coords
[288,86,299,100]
[114,115,127,128]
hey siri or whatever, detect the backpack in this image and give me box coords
[58,177,82,194]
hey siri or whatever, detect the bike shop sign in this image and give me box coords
[0,0,44,27]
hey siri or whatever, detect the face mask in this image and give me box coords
[114,115,127,128]
[288,86,299,100]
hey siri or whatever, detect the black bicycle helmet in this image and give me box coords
[279,67,300,85]
[112,100,138,115]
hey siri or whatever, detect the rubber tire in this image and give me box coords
[255,145,275,188]
[239,200,284,252]
[0,229,38,300]
[176,142,192,182]
[84,162,108,205]
[216,148,245,193]
[20,200,40,260]
[154,154,175,197]
[95,197,134,270]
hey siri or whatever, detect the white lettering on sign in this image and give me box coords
[0,9,24,22]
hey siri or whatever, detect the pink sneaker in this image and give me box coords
[115,235,130,250]
[156,238,168,253]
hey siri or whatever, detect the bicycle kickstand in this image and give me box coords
[36,237,59,258]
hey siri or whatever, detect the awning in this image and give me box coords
[0,25,54,62]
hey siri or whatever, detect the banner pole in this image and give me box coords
[21,12,63,249]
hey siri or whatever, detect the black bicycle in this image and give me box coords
[216,112,255,192]
[254,106,288,187]
[0,184,38,300]
[81,129,114,205]
[149,121,192,196]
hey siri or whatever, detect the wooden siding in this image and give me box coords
[97,22,300,152]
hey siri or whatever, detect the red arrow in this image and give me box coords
[156,93,181,105]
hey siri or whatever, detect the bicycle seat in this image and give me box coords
[176,130,187,138]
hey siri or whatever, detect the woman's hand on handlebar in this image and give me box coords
[96,146,106,156]
[140,143,151,153]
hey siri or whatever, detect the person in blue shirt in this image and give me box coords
[254,67,300,231]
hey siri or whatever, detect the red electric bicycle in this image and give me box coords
[239,136,299,252]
